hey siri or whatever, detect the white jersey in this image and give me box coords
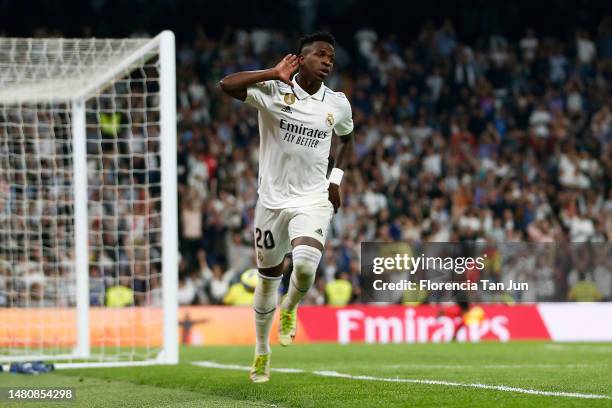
[245,75,353,209]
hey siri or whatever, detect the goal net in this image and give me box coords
[0,31,178,367]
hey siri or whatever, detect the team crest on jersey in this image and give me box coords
[326,112,334,127]
[284,93,296,105]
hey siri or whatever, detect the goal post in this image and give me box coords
[159,30,179,366]
[0,31,178,367]
[72,98,89,360]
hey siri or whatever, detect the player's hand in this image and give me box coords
[328,183,341,214]
[273,54,299,87]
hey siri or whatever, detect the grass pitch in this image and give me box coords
[3,342,611,407]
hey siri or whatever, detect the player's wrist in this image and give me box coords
[268,67,284,81]
[328,168,344,186]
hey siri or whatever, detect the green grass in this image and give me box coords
[2,342,612,407]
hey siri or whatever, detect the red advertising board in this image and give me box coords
[7,303,612,347]
[297,305,551,343]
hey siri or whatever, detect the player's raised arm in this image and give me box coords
[218,54,298,101]
[328,131,354,213]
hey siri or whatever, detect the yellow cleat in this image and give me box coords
[278,306,297,347]
[249,354,270,383]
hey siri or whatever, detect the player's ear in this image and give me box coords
[298,54,305,66]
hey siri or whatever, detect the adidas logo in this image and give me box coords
[315,228,323,236]
[281,105,292,114]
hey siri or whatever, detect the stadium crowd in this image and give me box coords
[2,18,612,308]
[175,19,612,305]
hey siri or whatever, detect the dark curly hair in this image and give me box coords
[298,32,335,53]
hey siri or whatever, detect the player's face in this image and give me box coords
[300,41,335,82]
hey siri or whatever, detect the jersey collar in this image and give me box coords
[292,75,327,101]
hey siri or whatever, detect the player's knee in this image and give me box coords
[258,261,284,278]
[293,259,316,277]
[292,245,321,278]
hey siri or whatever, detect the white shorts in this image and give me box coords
[254,200,334,268]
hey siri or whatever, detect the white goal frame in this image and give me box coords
[0,30,178,367]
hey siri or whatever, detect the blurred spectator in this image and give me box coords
[89,265,106,306]
[576,30,596,66]
[178,273,197,305]
[226,231,253,273]
[147,275,163,307]
[568,271,603,301]
[223,269,257,306]
[204,263,232,304]
[181,188,204,266]
[106,276,134,307]
[0,263,7,307]
[325,272,353,306]
[520,28,538,62]
[303,276,326,305]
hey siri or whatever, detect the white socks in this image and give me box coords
[254,274,281,355]
[282,245,322,311]
[254,245,321,355]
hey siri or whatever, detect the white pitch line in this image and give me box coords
[383,363,594,369]
[192,361,610,400]
[56,361,161,369]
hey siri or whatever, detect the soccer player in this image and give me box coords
[219,32,354,383]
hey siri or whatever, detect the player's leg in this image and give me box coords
[250,202,290,383]
[250,261,282,383]
[279,202,333,346]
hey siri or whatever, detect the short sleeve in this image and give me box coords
[245,80,275,111]
[334,97,354,136]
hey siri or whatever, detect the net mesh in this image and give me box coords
[0,37,165,363]
[0,38,155,103]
